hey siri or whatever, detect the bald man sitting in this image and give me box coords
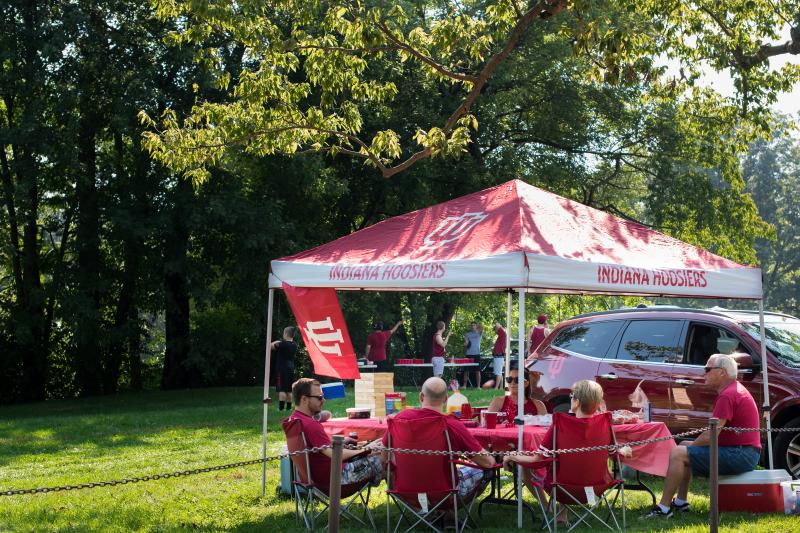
[382,377,495,497]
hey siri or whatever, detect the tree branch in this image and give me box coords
[380,0,567,178]
[374,20,479,83]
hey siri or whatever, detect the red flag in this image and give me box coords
[282,283,361,379]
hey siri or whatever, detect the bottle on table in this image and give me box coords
[446,380,468,418]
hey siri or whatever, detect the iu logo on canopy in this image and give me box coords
[420,211,488,250]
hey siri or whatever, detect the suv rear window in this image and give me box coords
[616,320,682,362]
[551,320,623,358]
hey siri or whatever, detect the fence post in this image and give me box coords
[328,435,344,533]
[709,418,719,533]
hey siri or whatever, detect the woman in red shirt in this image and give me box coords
[487,365,546,422]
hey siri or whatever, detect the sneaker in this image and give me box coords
[642,506,673,519]
[671,499,691,513]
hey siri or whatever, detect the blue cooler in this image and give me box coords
[279,444,293,495]
[321,382,345,399]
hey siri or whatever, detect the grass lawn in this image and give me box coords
[0,385,796,532]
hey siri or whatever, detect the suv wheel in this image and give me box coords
[774,416,800,478]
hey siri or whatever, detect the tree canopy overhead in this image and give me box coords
[143,0,800,182]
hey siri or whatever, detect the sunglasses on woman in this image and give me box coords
[505,376,527,384]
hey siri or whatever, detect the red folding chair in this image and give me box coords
[281,418,376,531]
[385,415,492,533]
[533,412,625,532]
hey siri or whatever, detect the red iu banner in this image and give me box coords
[283,283,361,380]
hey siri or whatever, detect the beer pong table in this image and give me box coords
[393,362,479,385]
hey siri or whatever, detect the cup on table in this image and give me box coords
[483,411,498,429]
[461,403,473,420]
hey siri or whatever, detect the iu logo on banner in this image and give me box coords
[282,283,361,380]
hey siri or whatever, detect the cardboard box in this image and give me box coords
[719,469,791,513]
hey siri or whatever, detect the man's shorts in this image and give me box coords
[492,355,505,376]
[687,445,761,476]
[457,466,491,498]
[341,455,384,486]
[276,361,294,393]
[431,356,445,376]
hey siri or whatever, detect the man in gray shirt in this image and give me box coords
[462,321,483,388]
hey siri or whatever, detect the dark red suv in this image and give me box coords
[525,306,800,475]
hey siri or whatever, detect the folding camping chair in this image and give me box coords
[385,415,493,533]
[281,418,376,531]
[533,412,625,532]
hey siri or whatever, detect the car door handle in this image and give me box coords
[599,373,618,380]
[674,379,695,385]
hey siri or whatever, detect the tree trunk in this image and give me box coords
[161,176,192,389]
[13,4,48,402]
[17,148,47,402]
[73,109,104,396]
[420,296,456,357]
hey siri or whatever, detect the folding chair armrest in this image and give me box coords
[520,457,554,469]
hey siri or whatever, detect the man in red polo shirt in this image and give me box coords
[288,378,384,487]
[366,319,403,372]
[381,377,495,497]
[645,353,761,519]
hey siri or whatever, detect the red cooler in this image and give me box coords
[719,469,791,513]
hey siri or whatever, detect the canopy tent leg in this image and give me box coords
[759,300,773,469]
[261,289,275,496]
[517,288,525,529]
[505,291,512,379]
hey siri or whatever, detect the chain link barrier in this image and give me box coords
[0,445,330,498]
[4,426,800,498]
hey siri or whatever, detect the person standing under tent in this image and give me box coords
[462,320,483,388]
[491,322,507,390]
[272,326,298,411]
[366,319,403,372]
[529,314,550,354]
[431,321,450,378]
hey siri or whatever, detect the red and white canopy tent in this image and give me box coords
[262,179,769,523]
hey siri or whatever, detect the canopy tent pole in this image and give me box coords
[759,300,774,468]
[261,289,275,496]
[505,291,512,379]
[516,288,526,528]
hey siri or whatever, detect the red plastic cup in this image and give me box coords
[483,411,498,429]
[461,403,473,420]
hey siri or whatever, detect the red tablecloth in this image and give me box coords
[322,418,675,477]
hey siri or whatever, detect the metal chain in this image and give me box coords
[723,426,800,433]
[7,425,800,498]
[0,445,330,498]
